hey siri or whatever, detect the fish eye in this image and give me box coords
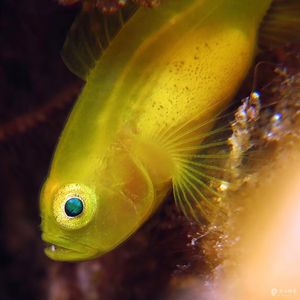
[53,183,97,230]
[64,197,84,217]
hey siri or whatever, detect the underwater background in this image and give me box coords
[0,1,80,298]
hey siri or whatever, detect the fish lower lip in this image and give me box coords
[46,243,63,252]
[43,239,100,261]
[44,242,74,253]
[49,244,56,252]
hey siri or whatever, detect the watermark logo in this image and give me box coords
[270,288,297,297]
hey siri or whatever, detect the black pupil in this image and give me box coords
[65,197,83,217]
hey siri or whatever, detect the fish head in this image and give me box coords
[40,148,155,261]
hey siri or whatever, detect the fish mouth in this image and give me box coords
[42,236,99,261]
[44,242,77,260]
[44,242,73,254]
[43,238,86,261]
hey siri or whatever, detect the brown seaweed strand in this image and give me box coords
[0,84,81,141]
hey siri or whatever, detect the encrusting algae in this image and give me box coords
[40,0,300,261]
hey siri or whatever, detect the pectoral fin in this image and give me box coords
[157,115,234,222]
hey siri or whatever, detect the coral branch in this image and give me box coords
[0,84,81,141]
[58,0,161,13]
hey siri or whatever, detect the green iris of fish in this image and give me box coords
[40,0,300,261]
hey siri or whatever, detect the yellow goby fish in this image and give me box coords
[40,0,300,261]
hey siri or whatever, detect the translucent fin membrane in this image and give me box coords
[151,109,237,222]
[61,3,138,79]
[162,89,269,222]
[259,0,300,49]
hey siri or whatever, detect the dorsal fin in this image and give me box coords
[61,3,138,80]
[259,0,300,49]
